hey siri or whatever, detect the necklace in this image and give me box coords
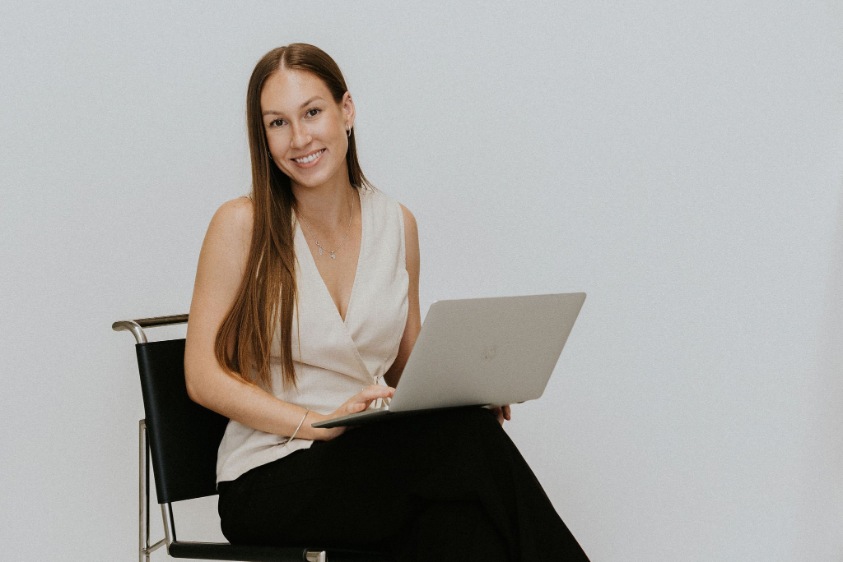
[296,193,356,260]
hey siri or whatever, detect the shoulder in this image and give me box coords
[212,196,253,229]
[399,204,418,237]
[398,204,420,273]
[197,197,254,273]
[365,187,416,228]
[362,187,418,242]
[206,196,253,245]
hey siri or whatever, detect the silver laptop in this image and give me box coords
[311,292,586,428]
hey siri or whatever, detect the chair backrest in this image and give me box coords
[135,338,229,504]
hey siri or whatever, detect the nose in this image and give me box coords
[290,122,312,149]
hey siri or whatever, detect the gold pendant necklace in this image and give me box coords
[297,193,356,260]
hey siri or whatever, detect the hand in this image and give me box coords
[309,385,395,441]
[334,384,395,416]
[490,404,512,425]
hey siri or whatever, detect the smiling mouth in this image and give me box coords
[292,149,325,165]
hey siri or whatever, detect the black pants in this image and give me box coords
[218,408,589,561]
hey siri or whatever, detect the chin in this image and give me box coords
[290,166,345,191]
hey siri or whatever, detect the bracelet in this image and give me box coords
[288,409,310,442]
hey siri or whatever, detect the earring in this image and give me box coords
[346,126,352,138]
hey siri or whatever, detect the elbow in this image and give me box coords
[183,356,209,407]
[185,380,201,406]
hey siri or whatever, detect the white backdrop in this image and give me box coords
[1,1,842,560]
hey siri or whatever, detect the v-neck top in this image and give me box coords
[217,186,409,484]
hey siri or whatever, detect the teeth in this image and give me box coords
[294,149,323,164]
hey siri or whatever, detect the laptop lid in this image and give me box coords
[388,292,586,412]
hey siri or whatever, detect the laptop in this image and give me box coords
[311,292,586,428]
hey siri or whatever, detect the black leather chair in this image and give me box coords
[114,314,393,562]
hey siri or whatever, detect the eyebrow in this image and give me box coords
[262,96,325,117]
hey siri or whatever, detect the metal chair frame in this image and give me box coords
[114,314,389,562]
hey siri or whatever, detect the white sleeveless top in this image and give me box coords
[216,186,409,483]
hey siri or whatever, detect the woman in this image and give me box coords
[185,43,589,561]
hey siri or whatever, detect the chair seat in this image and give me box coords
[168,540,392,562]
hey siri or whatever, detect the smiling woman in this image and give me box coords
[262,69,355,192]
[182,43,589,561]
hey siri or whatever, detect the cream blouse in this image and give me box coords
[216,186,409,484]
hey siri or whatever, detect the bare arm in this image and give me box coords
[184,198,391,440]
[384,205,422,388]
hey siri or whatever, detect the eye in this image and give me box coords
[267,118,286,128]
[305,108,321,118]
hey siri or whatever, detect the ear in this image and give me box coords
[341,91,355,129]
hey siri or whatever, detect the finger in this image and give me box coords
[349,401,368,413]
[357,385,395,401]
[344,387,394,414]
[502,405,512,421]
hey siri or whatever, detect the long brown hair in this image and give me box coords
[215,43,370,388]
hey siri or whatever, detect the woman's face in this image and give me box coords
[261,68,354,192]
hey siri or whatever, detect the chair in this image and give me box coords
[114,314,394,562]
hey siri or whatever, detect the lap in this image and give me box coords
[218,407,512,545]
[216,406,588,561]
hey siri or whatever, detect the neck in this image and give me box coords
[293,182,357,229]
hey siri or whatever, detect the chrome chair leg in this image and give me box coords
[140,420,149,562]
[140,420,166,561]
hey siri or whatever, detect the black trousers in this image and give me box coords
[218,408,589,561]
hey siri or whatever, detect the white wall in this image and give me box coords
[1,1,841,560]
